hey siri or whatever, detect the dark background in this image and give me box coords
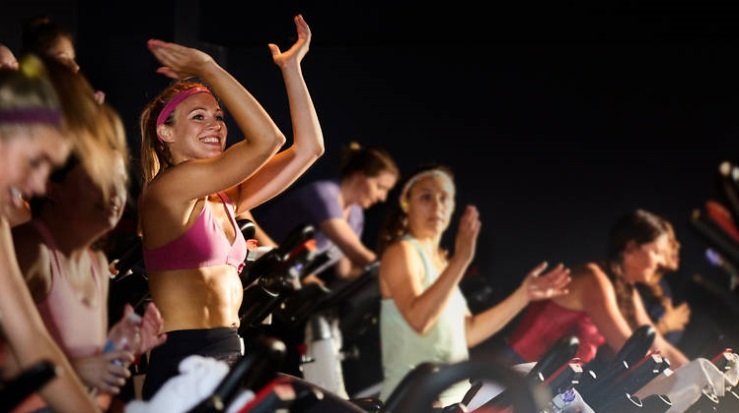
[4,0,739,395]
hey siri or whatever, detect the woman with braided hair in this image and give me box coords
[506,208,689,369]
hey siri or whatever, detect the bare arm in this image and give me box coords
[144,38,286,204]
[631,289,689,367]
[379,205,480,335]
[466,262,571,347]
[233,14,325,213]
[240,210,279,247]
[579,265,636,356]
[0,219,100,412]
[11,224,50,302]
[578,264,688,368]
[319,217,376,279]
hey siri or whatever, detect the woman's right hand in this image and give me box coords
[147,39,215,80]
[73,351,133,395]
[454,205,481,264]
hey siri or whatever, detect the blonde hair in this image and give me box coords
[42,56,128,204]
[139,81,208,183]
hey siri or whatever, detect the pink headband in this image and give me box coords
[0,108,62,128]
[156,85,212,128]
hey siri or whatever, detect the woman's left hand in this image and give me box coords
[523,261,571,301]
[269,14,311,69]
[136,302,167,355]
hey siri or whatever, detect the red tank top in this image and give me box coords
[507,300,605,363]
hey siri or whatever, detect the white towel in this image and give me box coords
[125,355,254,413]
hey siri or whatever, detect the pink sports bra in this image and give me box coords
[143,192,247,273]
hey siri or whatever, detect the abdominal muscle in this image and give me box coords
[147,265,244,331]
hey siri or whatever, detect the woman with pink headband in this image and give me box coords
[137,14,324,399]
[376,163,571,407]
[0,55,103,412]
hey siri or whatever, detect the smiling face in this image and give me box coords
[162,92,227,163]
[0,125,70,213]
[404,172,456,239]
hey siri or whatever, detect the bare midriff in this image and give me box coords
[147,264,244,331]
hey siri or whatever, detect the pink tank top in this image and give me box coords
[12,221,109,413]
[32,219,106,359]
[507,300,606,363]
[143,192,247,273]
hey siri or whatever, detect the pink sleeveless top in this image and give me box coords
[12,221,109,413]
[33,219,106,359]
[507,300,606,363]
[143,192,247,273]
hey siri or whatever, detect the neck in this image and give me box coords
[339,178,356,208]
[407,231,441,252]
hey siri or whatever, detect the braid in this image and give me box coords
[608,261,639,330]
[605,209,670,331]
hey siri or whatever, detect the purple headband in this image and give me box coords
[0,108,62,128]
[156,85,212,128]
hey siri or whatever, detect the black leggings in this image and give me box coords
[141,327,243,400]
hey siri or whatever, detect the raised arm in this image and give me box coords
[144,38,285,202]
[380,205,480,335]
[231,14,325,213]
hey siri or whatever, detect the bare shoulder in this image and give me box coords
[571,261,607,281]
[567,261,613,296]
[379,239,418,278]
[138,175,169,208]
[379,238,423,298]
[10,223,51,300]
[382,238,417,259]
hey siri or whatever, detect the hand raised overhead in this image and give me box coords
[147,38,215,80]
[269,14,312,69]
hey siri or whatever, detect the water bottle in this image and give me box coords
[548,388,577,412]
[103,311,142,366]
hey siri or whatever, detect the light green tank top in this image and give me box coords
[379,234,471,406]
